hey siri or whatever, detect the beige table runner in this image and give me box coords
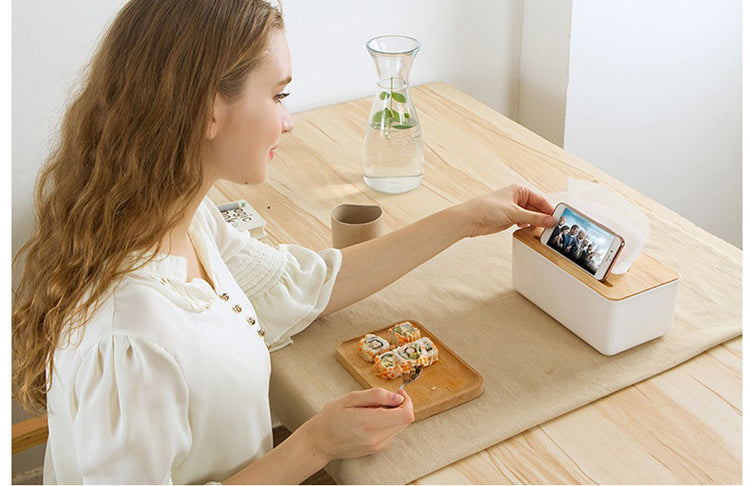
[268,196,741,484]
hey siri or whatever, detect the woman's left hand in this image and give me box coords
[461,184,556,238]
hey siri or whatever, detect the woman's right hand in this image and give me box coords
[302,387,414,461]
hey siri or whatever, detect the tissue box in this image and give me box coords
[512,227,680,355]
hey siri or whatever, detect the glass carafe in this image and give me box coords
[363,35,424,194]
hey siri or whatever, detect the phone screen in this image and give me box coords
[545,207,617,276]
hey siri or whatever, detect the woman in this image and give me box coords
[12,1,555,483]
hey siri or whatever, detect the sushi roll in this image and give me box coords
[358,334,390,362]
[373,351,403,380]
[394,337,439,373]
[388,321,421,346]
[394,342,423,373]
[417,337,439,366]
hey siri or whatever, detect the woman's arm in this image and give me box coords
[321,203,468,316]
[223,388,414,484]
[321,184,555,317]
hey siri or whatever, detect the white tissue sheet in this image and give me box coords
[547,179,649,274]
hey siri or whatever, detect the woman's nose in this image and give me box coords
[281,103,294,133]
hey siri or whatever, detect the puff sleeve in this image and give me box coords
[72,335,192,484]
[228,241,341,351]
[196,198,341,351]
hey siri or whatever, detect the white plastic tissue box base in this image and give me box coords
[512,180,678,355]
[512,235,679,355]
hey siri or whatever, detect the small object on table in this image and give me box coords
[388,320,421,346]
[365,327,440,379]
[374,351,403,380]
[358,334,390,362]
[330,203,383,249]
[217,200,266,239]
[394,337,439,373]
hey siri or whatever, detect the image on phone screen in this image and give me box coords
[545,207,618,276]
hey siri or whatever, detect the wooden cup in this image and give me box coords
[331,203,383,249]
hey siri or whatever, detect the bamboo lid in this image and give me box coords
[513,227,679,301]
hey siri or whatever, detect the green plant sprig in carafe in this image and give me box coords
[371,77,413,138]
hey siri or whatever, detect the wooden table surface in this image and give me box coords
[210,82,742,484]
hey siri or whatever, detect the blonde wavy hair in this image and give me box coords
[13,0,284,414]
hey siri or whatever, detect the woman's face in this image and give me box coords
[203,31,293,185]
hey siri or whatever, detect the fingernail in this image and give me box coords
[544,216,555,226]
[392,393,404,404]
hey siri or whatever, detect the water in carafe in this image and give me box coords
[363,36,424,194]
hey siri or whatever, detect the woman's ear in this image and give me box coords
[205,92,224,140]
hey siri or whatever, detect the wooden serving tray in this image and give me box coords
[335,322,484,422]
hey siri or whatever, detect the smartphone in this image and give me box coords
[540,203,625,281]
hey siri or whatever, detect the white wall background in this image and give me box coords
[518,0,572,147]
[283,0,523,116]
[563,0,742,248]
[518,0,742,248]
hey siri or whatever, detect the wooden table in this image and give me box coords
[210,82,741,484]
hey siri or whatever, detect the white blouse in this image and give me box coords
[43,197,342,484]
